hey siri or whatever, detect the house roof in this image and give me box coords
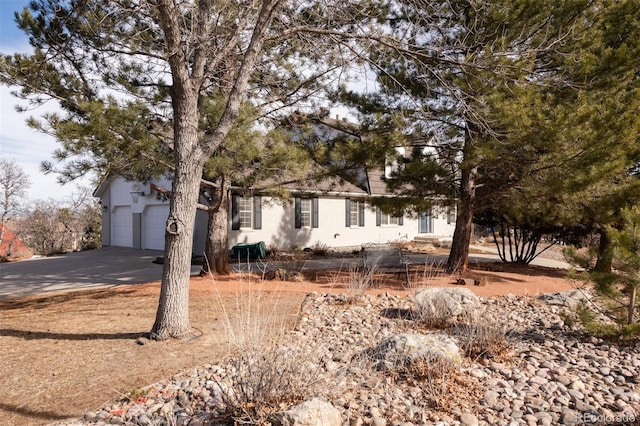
[0,223,33,260]
[366,169,389,196]
[280,174,369,196]
[93,117,396,200]
[93,176,113,198]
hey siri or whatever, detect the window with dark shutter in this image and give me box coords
[347,199,365,227]
[232,194,261,230]
[295,196,318,228]
[377,207,402,226]
[312,197,319,228]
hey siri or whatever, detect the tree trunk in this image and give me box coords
[151,168,202,339]
[149,0,279,339]
[595,229,613,272]
[446,162,477,273]
[201,178,231,276]
[627,284,637,326]
[150,92,205,339]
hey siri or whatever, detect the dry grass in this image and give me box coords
[404,259,448,291]
[451,321,514,362]
[344,260,386,297]
[402,354,459,410]
[204,274,321,424]
[0,278,305,426]
[0,256,573,425]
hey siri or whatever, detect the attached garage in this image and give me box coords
[111,206,132,247]
[143,205,168,250]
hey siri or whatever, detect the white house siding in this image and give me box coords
[97,177,456,253]
[227,195,456,251]
[97,177,171,249]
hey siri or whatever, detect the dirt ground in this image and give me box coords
[0,256,575,426]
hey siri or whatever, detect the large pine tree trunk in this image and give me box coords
[446,163,477,273]
[151,166,202,339]
[150,96,205,340]
[149,0,278,339]
[201,178,231,275]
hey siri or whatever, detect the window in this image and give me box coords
[447,207,456,225]
[238,197,253,229]
[300,198,311,227]
[295,197,318,228]
[381,214,400,225]
[376,208,403,226]
[231,195,262,230]
[345,198,365,227]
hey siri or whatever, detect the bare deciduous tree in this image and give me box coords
[0,159,30,250]
[14,187,101,256]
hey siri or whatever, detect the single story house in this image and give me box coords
[93,118,456,254]
[94,170,455,255]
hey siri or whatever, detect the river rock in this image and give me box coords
[371,332,461,369]
[273,397,342,426]
[414,287,481,319]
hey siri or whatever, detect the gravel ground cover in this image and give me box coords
[67,291,640,426]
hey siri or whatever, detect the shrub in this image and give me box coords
[452,321,513,361]
[310,241,329,256]
[398,353,459,410]
[216,344,318,423]
[208,278,321,423]
[565,206,640,340]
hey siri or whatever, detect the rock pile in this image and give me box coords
[69,289,639,426]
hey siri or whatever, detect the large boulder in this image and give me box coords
[273,397,342,426]
[537,289,591,309]
[414,287,481,320]
[371,332,461,370]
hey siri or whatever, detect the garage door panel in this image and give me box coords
[143,206,168,250]
[112,206,132,247]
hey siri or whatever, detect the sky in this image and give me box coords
[0,1,366,204]
[1,0,92,203]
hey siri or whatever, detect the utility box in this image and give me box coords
[231,241,266,260]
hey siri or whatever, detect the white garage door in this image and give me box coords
[143,205,168,250]
[111,206,132,247]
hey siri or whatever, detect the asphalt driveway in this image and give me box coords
[0,247,179,300]
[0,245,571,300]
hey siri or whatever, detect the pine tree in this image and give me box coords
[1,0,378,339]
[482,0,640,267]
[565,207,640,337]
[337,0,640,272]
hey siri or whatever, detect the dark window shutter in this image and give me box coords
[294,197,301,229]
[398,214,404,226]
[345,198,351,227]
[231,194,240,230]
[312,197,319,228]
[359,201,365,227]
[253,196,262,230]
[376,207,381,226]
